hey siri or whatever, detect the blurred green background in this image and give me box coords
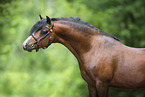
[0,0,145,97]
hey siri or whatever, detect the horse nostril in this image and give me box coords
[23,46,26,50]
[23,43,28,50]
[23,45,27,50]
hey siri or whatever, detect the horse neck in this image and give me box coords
[53,21,96,66]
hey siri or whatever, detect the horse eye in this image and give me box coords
[40,30,48,35]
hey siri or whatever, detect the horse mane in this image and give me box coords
[29,19,47,35]
[30,16,120,41]
[51,17,120,41]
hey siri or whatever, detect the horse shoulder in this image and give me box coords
[82,35,119,82]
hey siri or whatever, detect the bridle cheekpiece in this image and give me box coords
[30,21,54,52]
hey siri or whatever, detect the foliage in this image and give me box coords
[0,0,145,97]
[82,0,145,47]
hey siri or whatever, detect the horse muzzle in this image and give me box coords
[23,43,33,52]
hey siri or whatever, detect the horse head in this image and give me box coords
[23,15,54,52]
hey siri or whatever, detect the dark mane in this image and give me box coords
[29,19,47,35]
[51,17,120,41]
[30,16,120,41]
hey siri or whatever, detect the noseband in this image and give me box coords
[30,22,54,52]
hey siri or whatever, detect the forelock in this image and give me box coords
[29,19,47,35]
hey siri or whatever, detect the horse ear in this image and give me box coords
[39,14,43,20]
[46,16,51,25]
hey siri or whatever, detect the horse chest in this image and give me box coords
[80,69,96,86]
[81,50,117,83]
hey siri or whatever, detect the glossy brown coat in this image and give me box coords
[23,16,145,97]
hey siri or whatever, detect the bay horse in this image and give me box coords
[23,15,145,97]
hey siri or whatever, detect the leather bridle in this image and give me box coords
[30,22,54,52]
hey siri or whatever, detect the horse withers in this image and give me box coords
[23,15,145,97]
